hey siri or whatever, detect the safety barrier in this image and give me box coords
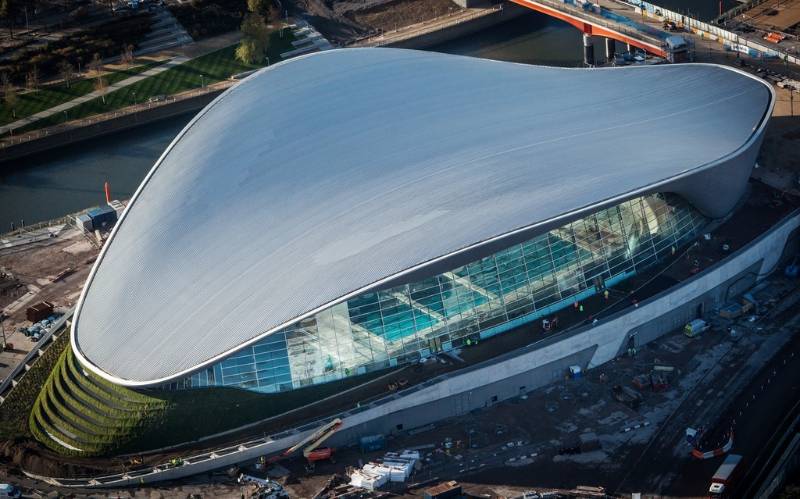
[0,309,73,403]
[622,0,800,67]
[691,430,734,459]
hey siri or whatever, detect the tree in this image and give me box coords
[2,73,17,119]
[94,75,108,104]
[120,44,134,67]
[89,53,103,75]
[0,0,16,38]
[235,39,260,65]
[59,60,74,88]
[24,65,38,92]
[236,13,269,65]
[246,0,264,15]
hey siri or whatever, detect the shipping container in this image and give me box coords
[359,434,386,453]
[26,302,54,323]
[87,205,118,231]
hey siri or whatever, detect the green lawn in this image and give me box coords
[0,60,163,127]
[19,31,296,133]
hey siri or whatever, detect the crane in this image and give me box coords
[266,418,343,465]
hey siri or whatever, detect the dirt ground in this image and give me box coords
[278,279,800,497]
[286,0,462,43]
[0,227,99,381]
[737,0,800,33]
[753,86,800,195]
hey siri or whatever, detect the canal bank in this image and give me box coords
[352,3,528,49]
[0,87,225,166]
[0,1,740,228]
[1,5,530,168]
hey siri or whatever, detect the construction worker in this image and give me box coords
[604,289,609,301]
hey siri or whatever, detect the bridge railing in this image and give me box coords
[528,0,667,49]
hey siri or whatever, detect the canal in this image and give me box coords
[0,1,737,228]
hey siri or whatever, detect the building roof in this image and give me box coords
[71,48,773,385]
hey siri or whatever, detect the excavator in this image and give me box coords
[264,418,343,469]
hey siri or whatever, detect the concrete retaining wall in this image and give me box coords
[40,208,799,488]
[332,211,799,440]
[0,90,222,166]
[382,4,527,50]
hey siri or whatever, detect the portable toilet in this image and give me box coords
[666,36,689,63]
[75,213,93,232]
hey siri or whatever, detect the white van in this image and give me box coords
[0,484,21,498]
[684,319,709,338]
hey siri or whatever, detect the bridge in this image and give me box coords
[506,0,673,63]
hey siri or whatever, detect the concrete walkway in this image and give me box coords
[0,30,244,136]
[0,56,189,136]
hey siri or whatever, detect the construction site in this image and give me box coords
[0,131,799,498]
[2,0,800,497]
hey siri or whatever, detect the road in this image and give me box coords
[616,297,800,496]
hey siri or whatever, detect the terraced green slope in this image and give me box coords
[29,345,390,456]
[29,346,169,456]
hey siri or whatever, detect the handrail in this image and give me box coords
[0,308,73,402]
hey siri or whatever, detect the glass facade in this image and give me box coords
[180,193,706,393]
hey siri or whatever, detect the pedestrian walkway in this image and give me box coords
[0,55,189,136]
[0,30,243,136]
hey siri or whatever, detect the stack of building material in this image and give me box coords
[423,481,461,499]
[349,449,420,490]
[349,467,387,490]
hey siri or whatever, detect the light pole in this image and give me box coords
[1,312,6,350]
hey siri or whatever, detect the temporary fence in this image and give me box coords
[622,0,800,67]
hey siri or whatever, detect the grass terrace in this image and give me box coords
[0,333,69,441]
[28,340,388,456]
[15,31,296,134]
[0,61,164,127]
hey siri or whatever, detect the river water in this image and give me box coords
[0,1,736,228]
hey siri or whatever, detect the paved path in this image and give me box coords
[0,55,189,136]
[0,29,243,136]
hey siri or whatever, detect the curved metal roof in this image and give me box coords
[71,48,772,385]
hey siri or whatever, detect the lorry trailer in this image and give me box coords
[709,454,743,497]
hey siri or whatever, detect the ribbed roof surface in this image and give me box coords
[72,48,771,384]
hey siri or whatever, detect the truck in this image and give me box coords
[708,454,742,497]
[684,318,710,338]
[0,484,21,498]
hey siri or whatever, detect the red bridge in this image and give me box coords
[509,0,668,59]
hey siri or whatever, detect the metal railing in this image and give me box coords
[621,0,800,68]
[0,309,73,403]
[349,5,503,47]
[530,0,666,49]
[0,82,232,150]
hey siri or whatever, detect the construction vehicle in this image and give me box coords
[238,474,288,499]
[266,418,343,468]
[684,318,710,338]
[708,454,742,497]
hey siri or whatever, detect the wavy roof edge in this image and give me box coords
[70,51,775,386]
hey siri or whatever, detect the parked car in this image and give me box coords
[0,484,21,498]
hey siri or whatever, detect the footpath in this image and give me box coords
[0,31,242,137]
